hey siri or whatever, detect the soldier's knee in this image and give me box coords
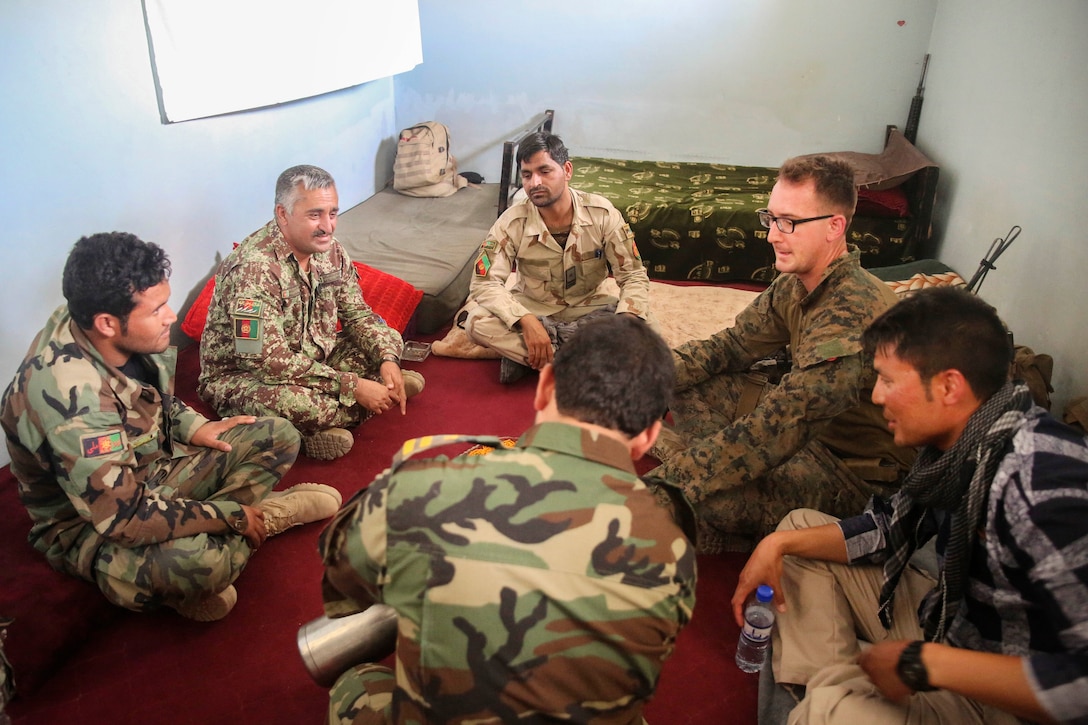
[776,508,837,533]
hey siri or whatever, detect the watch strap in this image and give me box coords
[896,640,936,692]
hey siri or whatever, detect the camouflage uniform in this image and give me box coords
[464,189,651,362]
[645,248,915,545]
[198,221,403,434]
[0,307,299,611]
[320,423,697,724]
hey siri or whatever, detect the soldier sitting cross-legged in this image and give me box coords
[0,233,341,621]
[644,155,916,552]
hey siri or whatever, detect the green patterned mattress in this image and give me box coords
[569,157,922,283]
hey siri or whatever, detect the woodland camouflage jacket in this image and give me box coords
[0,307,242,579]
[320,423,697,723]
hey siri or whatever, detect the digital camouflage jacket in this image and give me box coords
[198,220,402,418]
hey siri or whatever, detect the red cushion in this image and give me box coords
[180,276,217,340]
[856,185,910,218]
[180,262,422,340]
[351,262,423,334]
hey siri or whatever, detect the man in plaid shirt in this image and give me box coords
[733,287,1088,724]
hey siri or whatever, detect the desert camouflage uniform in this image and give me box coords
[0,307,299,612]
[645,248,915,546]
[320,423,697,724]
[199,220,403,434]
[464,189,651,362]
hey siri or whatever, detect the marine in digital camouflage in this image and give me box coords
[464,188,651,362]
[0,306,299,611]
[644,248,916,546]
[320,424,697,724]
[198,220,403,433]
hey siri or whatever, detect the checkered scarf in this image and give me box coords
[877,381,1033,641]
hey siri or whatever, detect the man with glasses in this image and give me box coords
[645,155,914,552]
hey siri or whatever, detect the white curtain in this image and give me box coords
[143,0,422,123]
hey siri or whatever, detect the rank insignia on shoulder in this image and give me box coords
[81,431,124,458]
[234,298,262,317]
[475,252,492,277]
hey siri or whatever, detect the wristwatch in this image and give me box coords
[896,640,936,692]
[381,354,400,365]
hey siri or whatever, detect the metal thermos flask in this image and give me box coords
[296,604,398,687]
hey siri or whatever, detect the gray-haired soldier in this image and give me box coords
[199,165,424,461]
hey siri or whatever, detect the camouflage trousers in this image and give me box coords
[91,416,299,612]
[203,341,382,434]
[328,663,395,725]
[464,300,617,364]
[654,372,894,549]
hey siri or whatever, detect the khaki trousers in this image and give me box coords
[774,509,1020,725]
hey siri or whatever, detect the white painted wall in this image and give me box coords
[0,1,400,464]
[1,0,1083,474]
[920,0,1087,414]
[396,0,938,175]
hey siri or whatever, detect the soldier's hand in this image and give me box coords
[519,315,553,369]
[240,504,268,549]
[380,361,408,415]
[354,378,395,415]
[192,416,257,451]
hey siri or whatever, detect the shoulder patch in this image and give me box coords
[234,317,261,340]
[233,298,263,317]
[475,251,492,277]
[80,431,124,458]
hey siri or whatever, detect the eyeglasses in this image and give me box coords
[756,209,834,234]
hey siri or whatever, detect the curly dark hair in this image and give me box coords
[62,232,171,330]
[552,315,674,437]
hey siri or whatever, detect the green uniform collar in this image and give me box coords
[517,422,636,474]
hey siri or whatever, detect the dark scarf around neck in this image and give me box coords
[877,380,1034,641]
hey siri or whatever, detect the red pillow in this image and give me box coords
[856,185,910,218]
[180,276,217,340]
[180,262,422,340]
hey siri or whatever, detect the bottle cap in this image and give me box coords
[756,584,774,603]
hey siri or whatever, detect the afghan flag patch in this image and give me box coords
[81,431,124,458]
[235,317,260,340]
[475,251,492,277]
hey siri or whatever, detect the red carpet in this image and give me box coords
[0,331,757,724]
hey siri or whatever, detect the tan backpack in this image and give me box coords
[392,122,468,198]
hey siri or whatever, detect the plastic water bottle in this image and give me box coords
[735,584,775,673]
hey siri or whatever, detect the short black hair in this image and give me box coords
[552,315,674,437]
[62,232,171,330]
[862,287,1012,401]
[516,132,570,167]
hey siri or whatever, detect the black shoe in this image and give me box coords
[499,357,533,384]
